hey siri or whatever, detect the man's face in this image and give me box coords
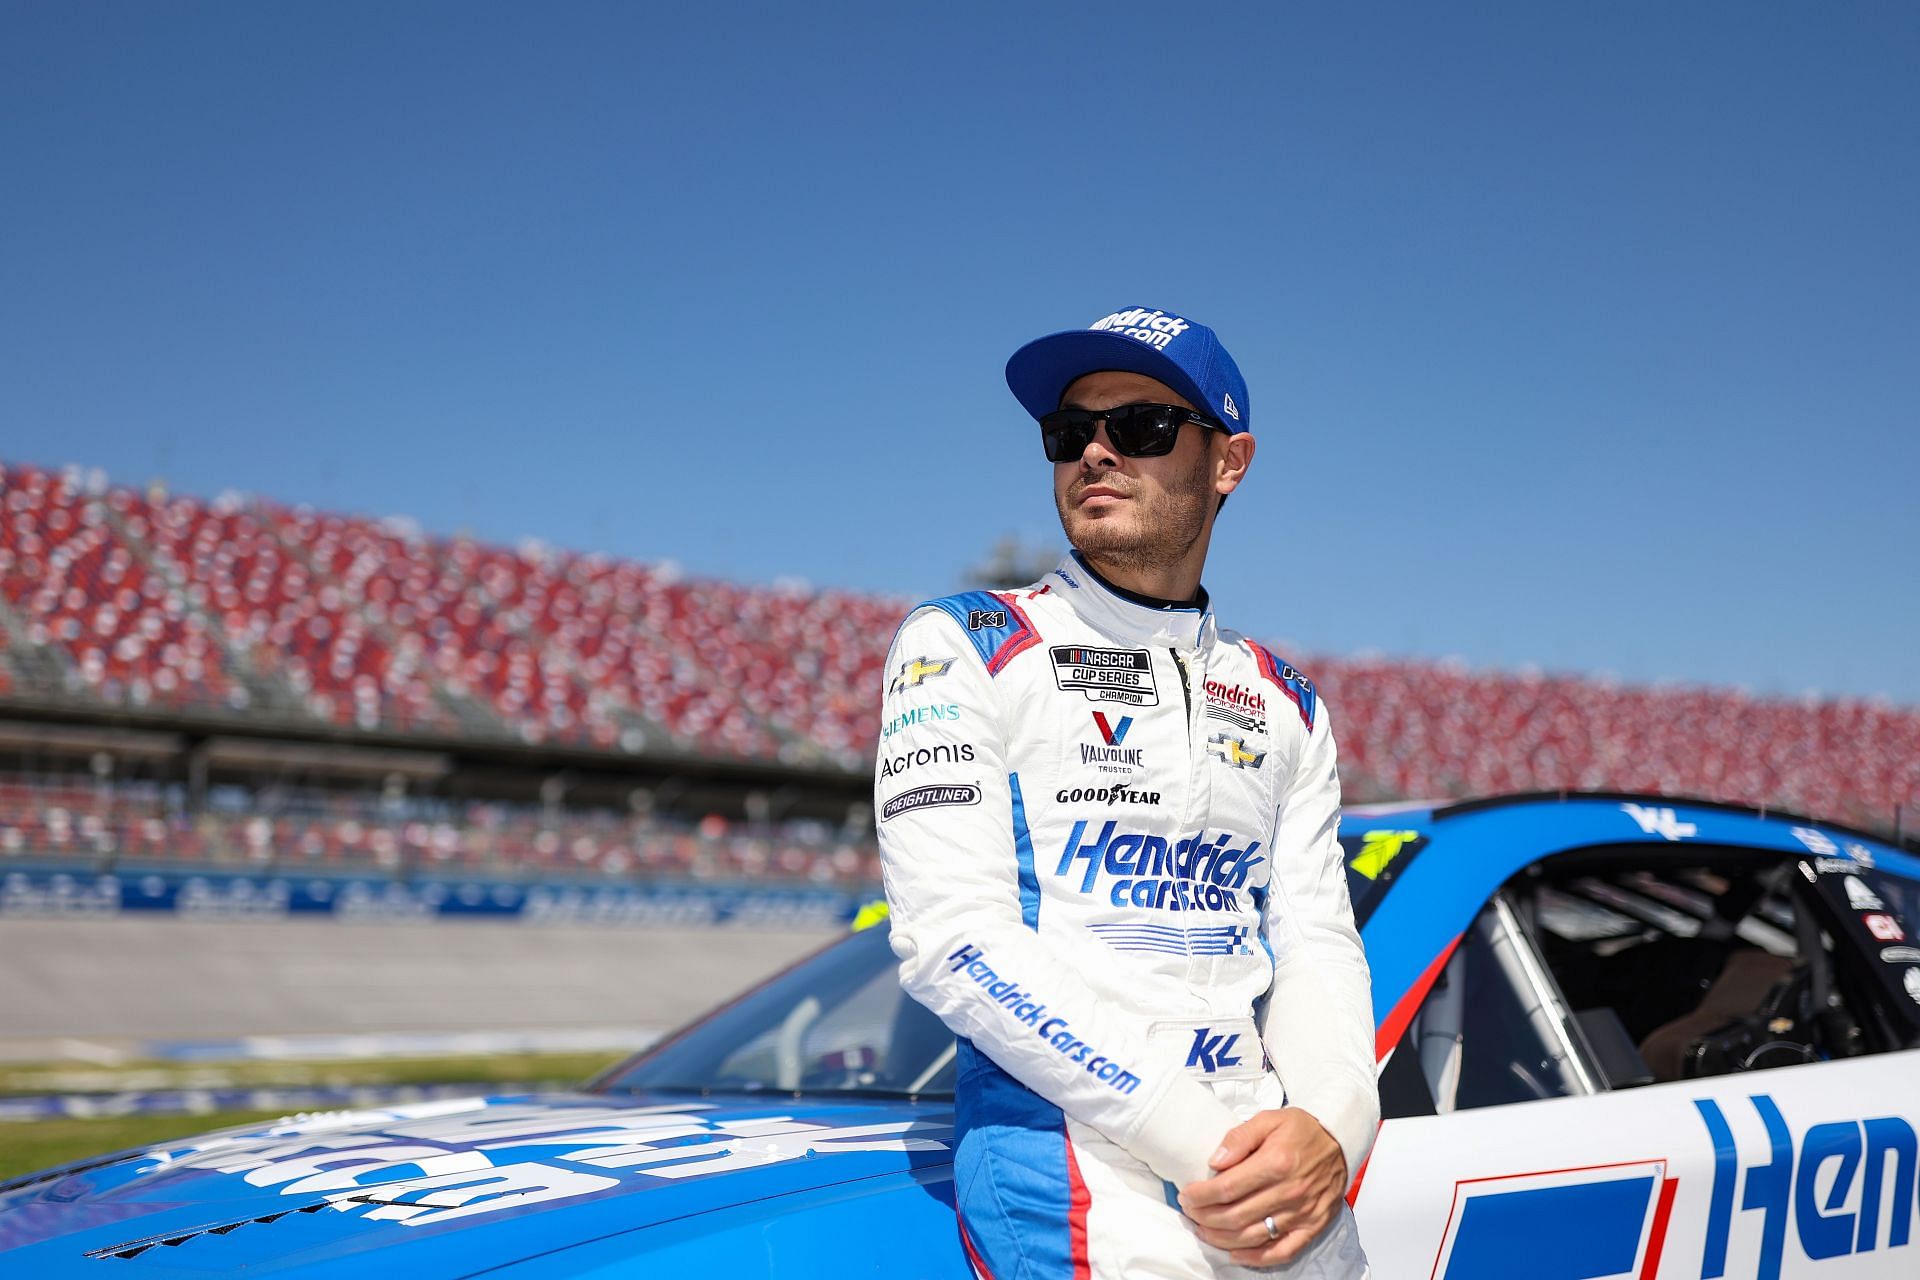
[1051,371,1224,574]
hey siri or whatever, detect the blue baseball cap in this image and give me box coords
[1005,305,1250,433]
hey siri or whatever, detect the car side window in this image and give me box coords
[1534,859,1920,1078]
[1400,890,1597,1115]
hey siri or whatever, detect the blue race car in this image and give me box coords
[2,792,1917,1278]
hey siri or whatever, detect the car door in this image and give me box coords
[1350,847,1920,1280]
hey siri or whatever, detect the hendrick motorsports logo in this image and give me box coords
[1051,645,1158,706]
[1203,678,1266,734]
[881,784,981,822]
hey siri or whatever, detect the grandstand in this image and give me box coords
[0,459,1914,885]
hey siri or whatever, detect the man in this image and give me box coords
[875,306,1376,1278]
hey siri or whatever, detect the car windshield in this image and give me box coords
[595,923,958,1099]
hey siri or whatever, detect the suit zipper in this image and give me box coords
[1172,649,1193,746]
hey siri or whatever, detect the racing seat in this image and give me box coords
[1637,947,1796,1082]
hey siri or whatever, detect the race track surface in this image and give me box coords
[0,917,838,1058]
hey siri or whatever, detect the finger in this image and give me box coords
[1180,1140,1299,1209]
[1195,1221,1270,1253]
[1183,1178,1316,1232]
[1192,1198,1322,1254]
[1181,1166,1268,1209]
[1193,1218,1271,1252]
[1181,1170,1300,1225]
[1228,1224,1321,1268]
[1207,1110,1285,1171]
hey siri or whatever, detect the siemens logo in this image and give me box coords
[881,704,961,739]
[1053,820,1263,912]
[945,944,1141,1095]
[1696,1094,1919,1279]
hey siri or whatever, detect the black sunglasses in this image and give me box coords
[1039,402,1227,463]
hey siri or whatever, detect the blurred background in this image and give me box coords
[1,1,1915,1173]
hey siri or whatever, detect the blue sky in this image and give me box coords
[4,3,1916,701]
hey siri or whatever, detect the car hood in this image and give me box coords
[0,1091,956,1278]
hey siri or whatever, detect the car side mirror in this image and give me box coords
[1573,1007,1655,1090]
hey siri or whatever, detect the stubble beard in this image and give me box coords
[1055,451,1213,577]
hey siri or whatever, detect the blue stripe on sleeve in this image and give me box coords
[1010,772,1040,930]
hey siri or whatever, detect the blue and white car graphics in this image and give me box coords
[2,792,1916,1278]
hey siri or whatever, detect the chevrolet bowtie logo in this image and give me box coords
[890,655,955,694]
[1206,732,1265,769]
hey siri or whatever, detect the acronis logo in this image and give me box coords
[1695,1095,1918,1280]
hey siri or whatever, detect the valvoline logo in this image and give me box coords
[1429,1160,1678,1280]
[1092,711,1132,745]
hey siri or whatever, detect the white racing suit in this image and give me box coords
[876,553,1376,1279]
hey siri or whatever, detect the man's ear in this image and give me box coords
[1217,432,1254,497]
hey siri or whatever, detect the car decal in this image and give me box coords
[1375,935,1463,1062]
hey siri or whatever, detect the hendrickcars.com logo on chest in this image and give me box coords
[1053,820,1263,911]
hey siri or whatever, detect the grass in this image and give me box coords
[0,1050,630,1182]
[0,1050,627,1097]
[0,1110,291,1181]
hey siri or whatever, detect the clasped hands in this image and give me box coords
[1177,1108,1347,1268]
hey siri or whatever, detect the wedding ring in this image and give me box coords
[1264,1215,1279,1242]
